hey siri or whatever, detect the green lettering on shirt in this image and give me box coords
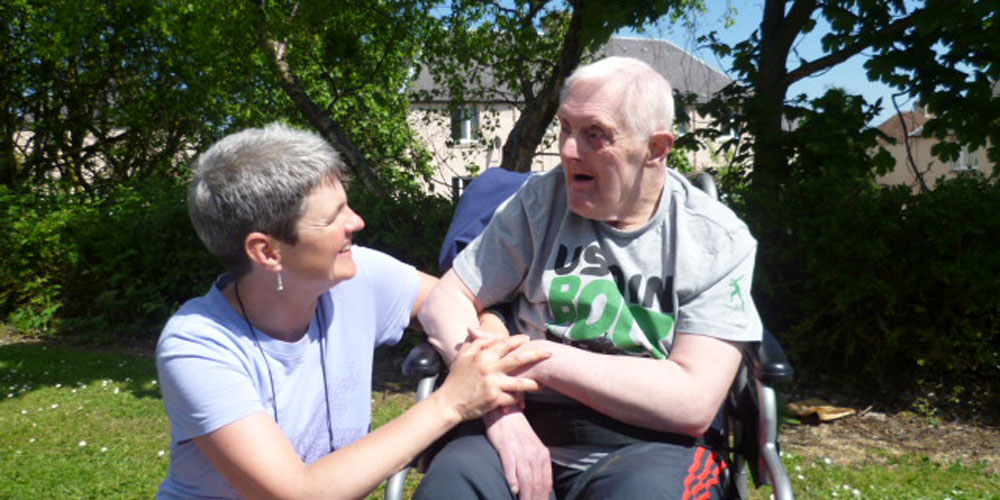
[547,277,673,358]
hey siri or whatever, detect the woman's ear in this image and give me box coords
[244,232,283,273]
[647,130,675,167]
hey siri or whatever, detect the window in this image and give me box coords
[451,175,474,199]
[450,106,480,144]
[954,146,980,172]
[719,117,740,139]
[675,106,691,136]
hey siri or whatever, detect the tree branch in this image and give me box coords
[892,92,929,193]
[784,5,927,86]
[778,0,819,55]
[253,0,386,196]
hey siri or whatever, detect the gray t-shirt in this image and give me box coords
[454,166,763,357]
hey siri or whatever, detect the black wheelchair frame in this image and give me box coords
[385,173,795,500]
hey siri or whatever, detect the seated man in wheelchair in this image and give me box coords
[416,56,763,500]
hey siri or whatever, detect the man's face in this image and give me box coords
[557,81,651,227]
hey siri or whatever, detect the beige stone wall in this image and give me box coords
[409,102,558,197]
[877,136,993,192]
[410,103,730,199]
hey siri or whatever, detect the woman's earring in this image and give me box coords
[277,273,284,292]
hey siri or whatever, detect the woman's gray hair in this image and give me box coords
[562,56,674,141]
[188,122,346,276]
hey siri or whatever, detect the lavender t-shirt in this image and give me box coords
[156,246,418,499]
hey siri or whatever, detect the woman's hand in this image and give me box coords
[434,334,550,422]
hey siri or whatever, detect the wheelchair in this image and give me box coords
[386,169,795,500]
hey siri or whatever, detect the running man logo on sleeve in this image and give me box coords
[545,244,675,359]
[727,276,746,312]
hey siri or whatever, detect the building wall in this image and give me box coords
[410,103,729,199]
[409,102,559,196]
[877,136,993,192]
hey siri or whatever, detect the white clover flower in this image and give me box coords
[158,450,166,458]
[79,440,87,447]
[853,489,861,497]
[101,447,108,453]
[50,404,59,409]
[113,387,120,394]
[55,383,62,388]
[29,438,36,443]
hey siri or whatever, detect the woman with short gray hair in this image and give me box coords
[155,123,548,499]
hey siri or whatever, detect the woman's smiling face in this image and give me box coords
[279,178,365,288]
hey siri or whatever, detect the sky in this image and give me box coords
[623,0,916,126]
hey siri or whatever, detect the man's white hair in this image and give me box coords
[562,56,674,141]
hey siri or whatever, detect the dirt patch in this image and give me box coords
[782,409,1000,473]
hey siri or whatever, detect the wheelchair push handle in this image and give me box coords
[750,330,794,384]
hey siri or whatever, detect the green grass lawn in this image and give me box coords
[1,337,997,499]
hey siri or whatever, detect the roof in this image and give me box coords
[877,108,931,140]
[410,35,731,104]
[593,36,731,101]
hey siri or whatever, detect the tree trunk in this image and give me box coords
[499,7,585,173]
[259,28,387,197]
[0,121,17,188]
[748,0,808,190]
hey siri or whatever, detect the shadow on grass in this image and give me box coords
[0,338,162,400]
[373,330,432,396]
[1,330,427,401]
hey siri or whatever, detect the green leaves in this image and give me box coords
[2,0,273,195]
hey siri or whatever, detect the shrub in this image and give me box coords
[348,183,455,275]
[0,178,218,341]
[744,172,999,407]
[1,175,455,344]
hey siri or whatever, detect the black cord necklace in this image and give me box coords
[234,280,335,454]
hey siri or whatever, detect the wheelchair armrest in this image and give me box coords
[402,342,444,378]
[387,344,449,499]
[750,330,794,384]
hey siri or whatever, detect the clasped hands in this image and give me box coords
[435,327,550,423]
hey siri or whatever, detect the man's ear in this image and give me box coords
[647,130,675,167]
[245,232,283,273]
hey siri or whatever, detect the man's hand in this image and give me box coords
[484,406,552,500]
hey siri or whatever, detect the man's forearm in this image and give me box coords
[417,270,484,363]
[518,334,743,437]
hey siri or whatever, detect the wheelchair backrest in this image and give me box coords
[438,168,533,272]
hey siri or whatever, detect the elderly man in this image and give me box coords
[415,56,763,500]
